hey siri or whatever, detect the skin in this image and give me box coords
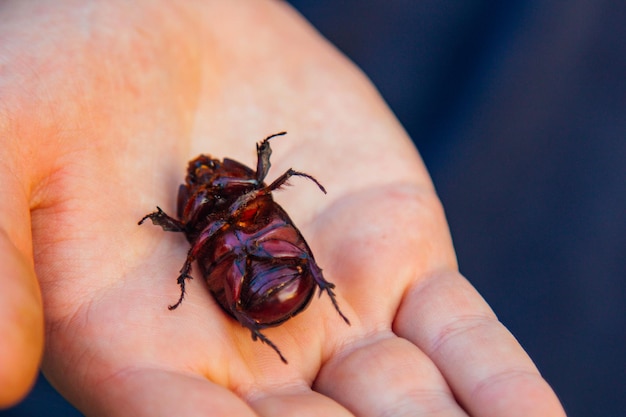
[0,1,567,416]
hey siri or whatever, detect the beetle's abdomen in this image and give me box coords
[198,218,318,327]
[242,260,315,325]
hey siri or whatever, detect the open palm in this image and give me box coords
[0,2,565,416]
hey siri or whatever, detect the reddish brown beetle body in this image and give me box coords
[139,132,349,362]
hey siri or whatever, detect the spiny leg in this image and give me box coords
[139,206,191,309]
[168,251,194,310]
[250,327,288,364]
[310,263,351,325]
[267,168,327,194]
[232,307,288,363]
[256,131,287,183]
[229,166,326,220]
[138,206,185,232]
[318,281,351,326]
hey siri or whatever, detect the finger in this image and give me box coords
[69,367,258,417]
[395,271,566,417]
[247,385,354,417]
[315,334,469,417]
[0,63,45,406]
[0,229,43,408]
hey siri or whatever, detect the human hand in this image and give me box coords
[0,1,566,416]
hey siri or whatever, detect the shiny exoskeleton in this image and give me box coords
[139,132,349,363]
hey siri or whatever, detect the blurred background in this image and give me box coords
[3,1,624,416]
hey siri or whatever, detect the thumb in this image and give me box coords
[0,195,44,408]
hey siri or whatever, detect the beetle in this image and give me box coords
[139,132,350,363]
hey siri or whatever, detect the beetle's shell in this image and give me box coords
[178,156,319,326]
[193,196,317,326]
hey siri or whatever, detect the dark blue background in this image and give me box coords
[4,2,624,416]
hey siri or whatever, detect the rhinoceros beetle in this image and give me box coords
[139,132,350,363]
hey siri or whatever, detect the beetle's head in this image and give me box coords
[185,155,220,186]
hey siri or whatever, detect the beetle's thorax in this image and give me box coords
[177,155,277,242]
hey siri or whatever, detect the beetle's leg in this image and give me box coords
[231,308,288,364]
[250,327,288,364]
[168,249,194,310]
[266,169,327,194]
[255,131,287,183]
[230,168,327,217]
[309,262,351,326]
[168,221,228,310]
[139,207,192,309]
[228,168,326,221]
[176,184,189,219]
[138,206,185,232]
